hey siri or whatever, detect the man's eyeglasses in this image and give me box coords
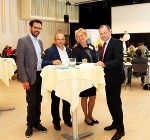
[33,26,42,30]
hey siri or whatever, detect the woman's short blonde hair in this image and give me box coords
[129,45,135,52]
[75,28,87,41]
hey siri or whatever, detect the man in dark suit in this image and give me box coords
[42,33,72,131]
[16,19,47,138]
[96,25,125,140]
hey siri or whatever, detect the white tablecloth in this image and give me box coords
[41,63,105,112]
[0,58,17,86]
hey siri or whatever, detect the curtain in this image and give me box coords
[31,0,79,22]
[0,0,73,53]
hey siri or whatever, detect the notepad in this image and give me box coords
[52,67,69,70]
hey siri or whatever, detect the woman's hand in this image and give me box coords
[82,59,88,63]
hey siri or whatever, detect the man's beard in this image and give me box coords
[31,30,39,37]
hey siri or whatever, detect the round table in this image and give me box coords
[0,58,17,114]
[41,63,105,140]
[0,58,17,86]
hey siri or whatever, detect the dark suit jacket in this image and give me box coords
[72,43,98,63]
[131,56,148,64]
[103,37,125,87]
[42,45,71,68]
[16,35,44,85]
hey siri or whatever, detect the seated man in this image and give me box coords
[42,33,72,131]
[127,49,148,85]
[138,42,149,55]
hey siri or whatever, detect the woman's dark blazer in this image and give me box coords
[72,43,98,63]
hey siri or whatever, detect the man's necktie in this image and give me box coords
[101,42,106,61]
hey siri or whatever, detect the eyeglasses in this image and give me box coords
[33,26,42,30]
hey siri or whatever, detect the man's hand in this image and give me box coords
[82,59,88,63]
[52,60,62,65]
[95,61,106,68]
[23,81,30,90]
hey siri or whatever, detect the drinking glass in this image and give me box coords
[69,58,76,67]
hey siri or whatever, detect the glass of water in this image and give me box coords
[69,58,76,67]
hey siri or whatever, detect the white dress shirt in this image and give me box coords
[57,46,70,66]
[123,33,130,41]
[102,36,111,59]
[29,33,42,71]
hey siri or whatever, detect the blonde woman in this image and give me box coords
[127,43,135,57]
[127,43,135,52]
[72,28,99,126]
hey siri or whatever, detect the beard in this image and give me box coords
[31,30,39,37]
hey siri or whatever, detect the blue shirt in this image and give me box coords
[29,33,42,71]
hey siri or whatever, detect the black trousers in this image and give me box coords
[26,71,42,128]
[125,40,129,49]
[105,84,124,131]
[51,91,71,125]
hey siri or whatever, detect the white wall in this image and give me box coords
[111,3,150,34]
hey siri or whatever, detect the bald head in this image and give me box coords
[54,33,65,40]
[54,33,66,48]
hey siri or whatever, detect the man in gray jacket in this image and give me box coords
[16,19,47,138]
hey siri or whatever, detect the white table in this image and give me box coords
[41,63,105,140]
[0,58,17,113]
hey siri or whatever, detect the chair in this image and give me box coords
[132,64,148,73]
[130,64,148,89]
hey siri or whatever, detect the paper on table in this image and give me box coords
[76,63,95,68]
[52,67,69,70]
